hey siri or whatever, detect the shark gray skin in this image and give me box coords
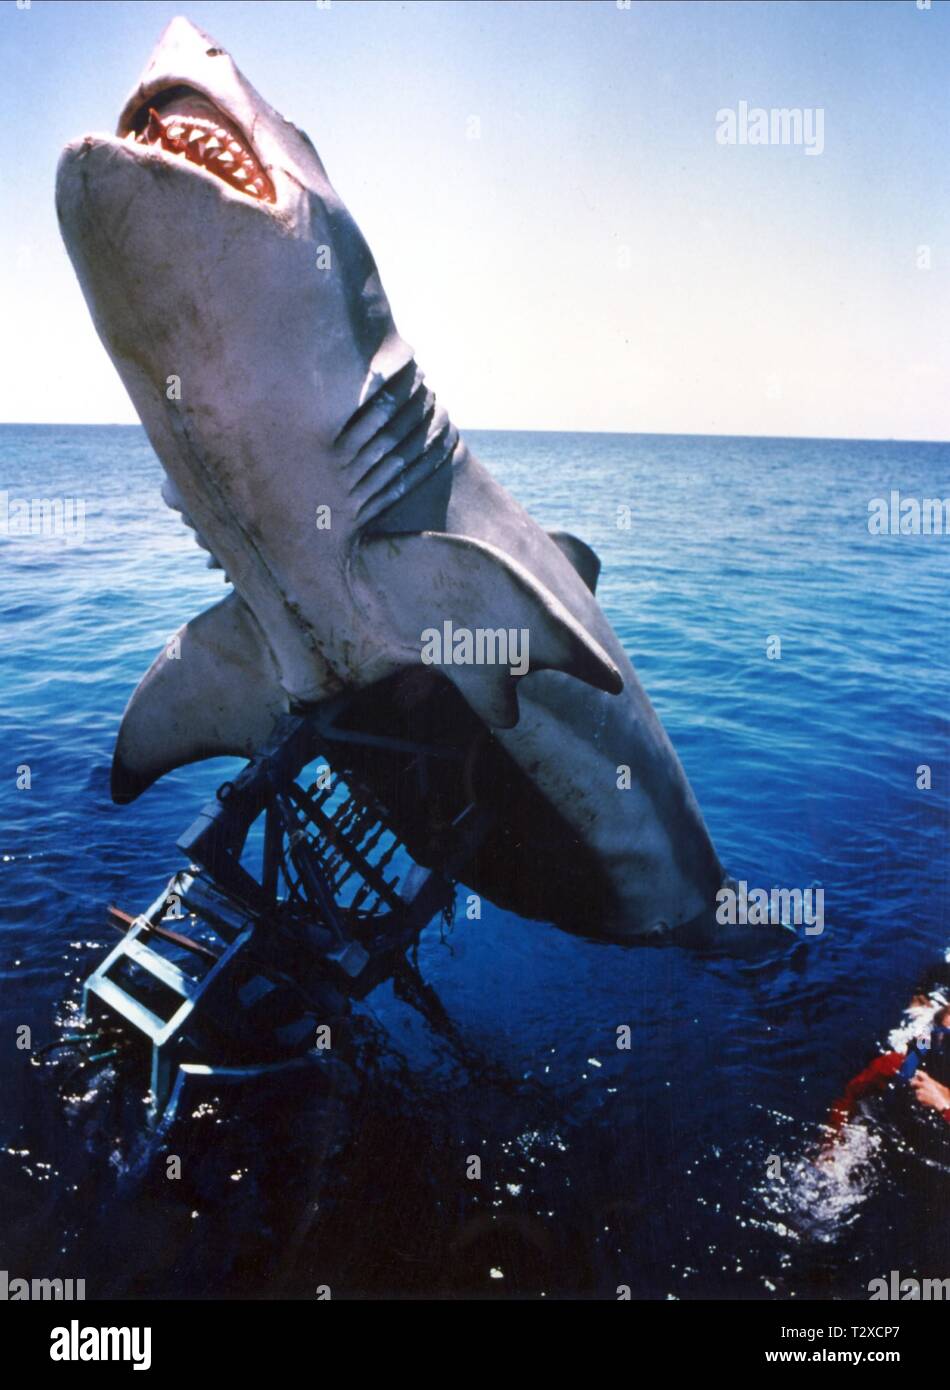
[56,17,730,944]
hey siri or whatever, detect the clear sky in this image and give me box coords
[1,0,947,438]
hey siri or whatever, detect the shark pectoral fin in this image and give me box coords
[548,530,601,594]
[358,531,623,730]
[111,592,288,804]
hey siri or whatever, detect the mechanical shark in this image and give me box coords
[56,17,728,943]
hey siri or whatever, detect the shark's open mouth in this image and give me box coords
[121,85,274,203]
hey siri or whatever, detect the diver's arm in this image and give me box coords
[909,1070,950,1121]
[826,1052,905,1139]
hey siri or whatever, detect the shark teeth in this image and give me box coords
[130,107,274,202]
[160,476,226,574]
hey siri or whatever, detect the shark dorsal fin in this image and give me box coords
[355,530,622,730]
[111,592,288,803]
[548,530,601,594]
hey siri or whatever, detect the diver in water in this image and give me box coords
[826,1001,950,1141]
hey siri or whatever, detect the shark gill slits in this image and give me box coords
[335,358,422,450]
[334,357,460,528]
[354,410,459,527]
[123,86,274,202]
[347,385,436,480]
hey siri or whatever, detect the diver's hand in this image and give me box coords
[910,1070,950,1114]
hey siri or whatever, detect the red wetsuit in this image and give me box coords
[827,1051,950,1139]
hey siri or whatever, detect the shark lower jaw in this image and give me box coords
[117,82,275,204]
[159,474,229,577]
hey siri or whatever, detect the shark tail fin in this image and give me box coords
[111,592,288,804]
[356,530,623,730]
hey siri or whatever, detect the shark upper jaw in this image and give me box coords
[60,12,353,232]
[118,87,275,205]
[110,14,326,214]
[109,16,312,211]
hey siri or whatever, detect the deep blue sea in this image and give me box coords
[1,424,948,1299]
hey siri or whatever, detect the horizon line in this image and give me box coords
[0,422,947,447]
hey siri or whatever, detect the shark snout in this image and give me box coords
[111,15,332,211]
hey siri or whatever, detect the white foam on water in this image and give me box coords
[754,1116,882,1247]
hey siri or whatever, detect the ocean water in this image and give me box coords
[0,423,948,1299]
